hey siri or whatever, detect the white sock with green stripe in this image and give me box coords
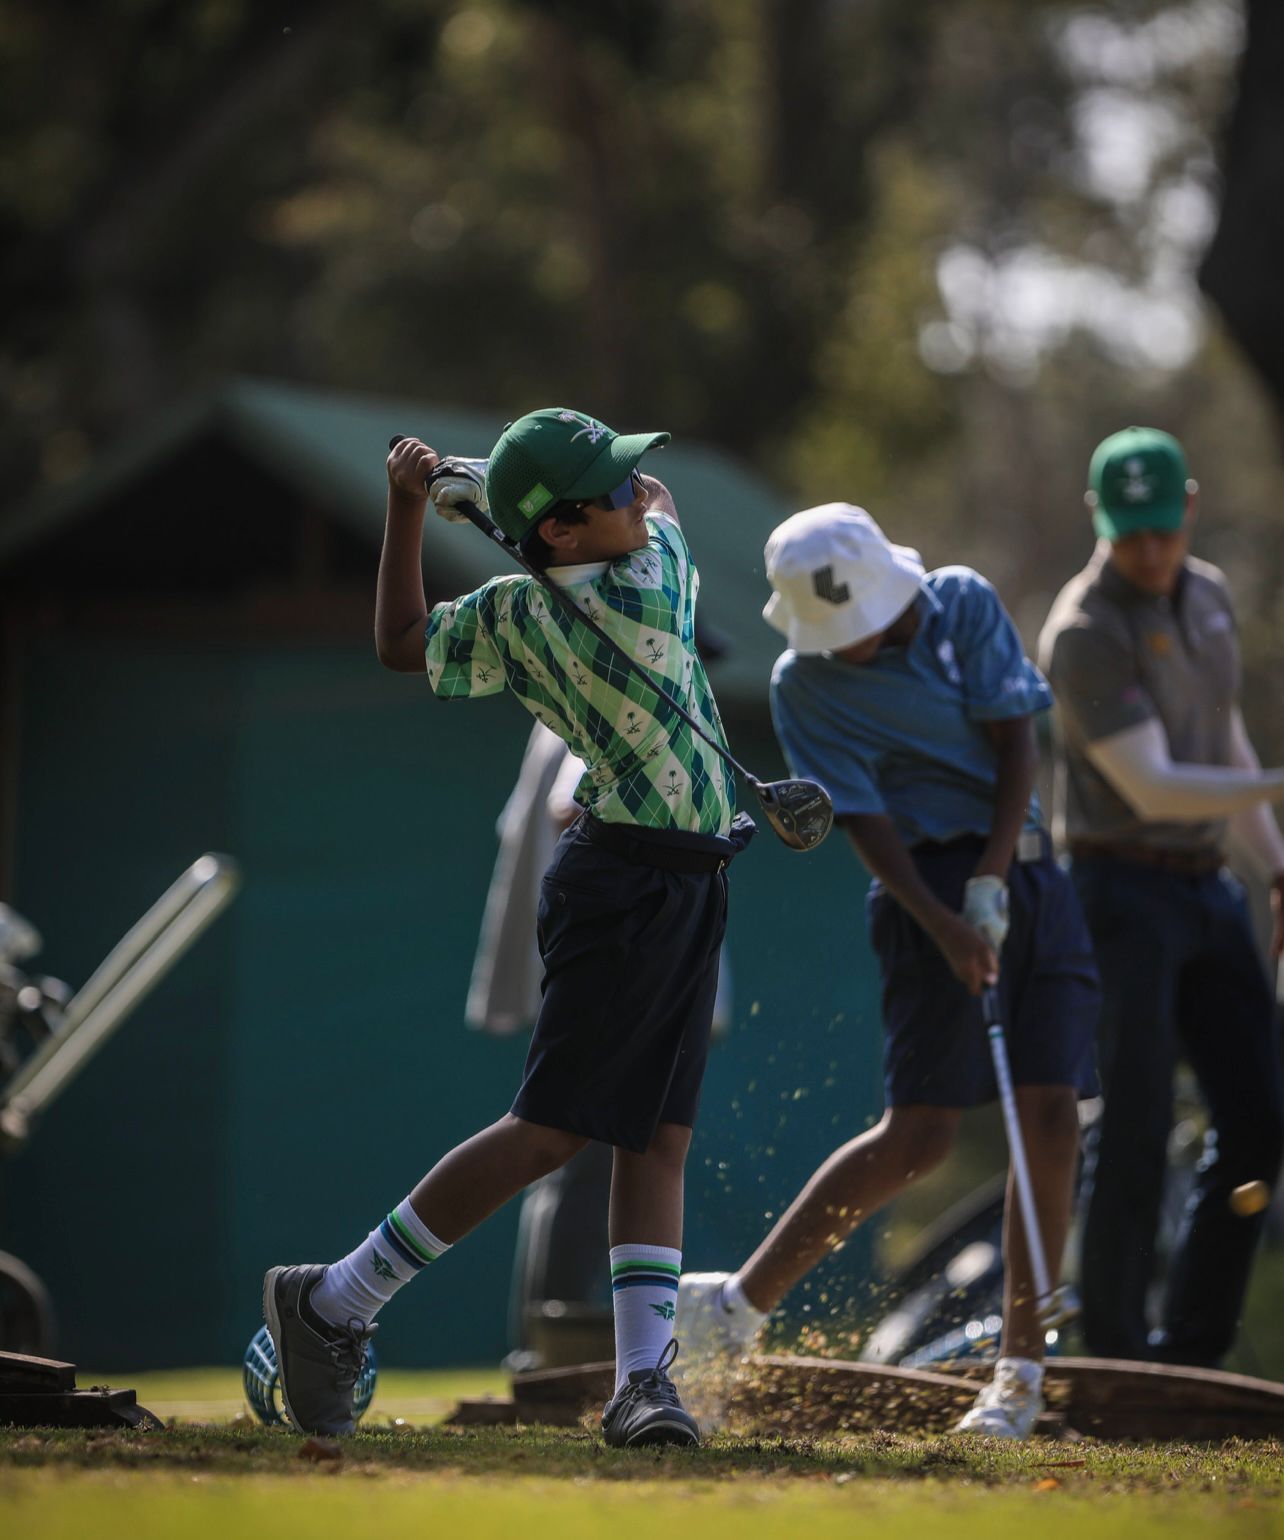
[311,1198,451,1329]
[610,1244,681,1392]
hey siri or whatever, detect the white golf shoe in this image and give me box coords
[675,1271,761,1432]
[953,1356,1045,1439]
[678,1272,757,1362]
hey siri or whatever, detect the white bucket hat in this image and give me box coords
[763,503,925,654]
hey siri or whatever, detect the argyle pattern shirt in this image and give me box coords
[424,512,735,835]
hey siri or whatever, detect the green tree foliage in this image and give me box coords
[1,0,1278,749]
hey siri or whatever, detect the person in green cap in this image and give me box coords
[261,409,753,1448]
[1038,426,1284,1366]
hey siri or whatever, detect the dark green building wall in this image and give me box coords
[7,632,882,1368]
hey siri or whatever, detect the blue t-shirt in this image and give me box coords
[770,567,1051,847]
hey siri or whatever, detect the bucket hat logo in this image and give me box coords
[812,564,852,605]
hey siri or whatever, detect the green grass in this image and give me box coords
[4,1467,1283,1540]
[2,1370,1282,1539]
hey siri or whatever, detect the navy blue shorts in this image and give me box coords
[867,834,1100,1108]
[512,813,754,1153]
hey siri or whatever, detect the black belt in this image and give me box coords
[582,813,752,874]
[1069,839,1224,875]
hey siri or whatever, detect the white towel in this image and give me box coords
[465,723,574,1035]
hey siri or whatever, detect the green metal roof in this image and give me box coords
[0,377,790,707]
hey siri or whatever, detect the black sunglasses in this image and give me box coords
[527,473,646,546]
[573,470,645,513]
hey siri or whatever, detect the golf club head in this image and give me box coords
[752,778,834,852]
[1036,1284,1080,1330]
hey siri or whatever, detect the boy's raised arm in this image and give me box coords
[376,438,439,673]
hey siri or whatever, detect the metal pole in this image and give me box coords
[0,854,240,1132]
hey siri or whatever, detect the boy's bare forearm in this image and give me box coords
[841,813,954,939]
[842,811,999,995]
[975,715,1038,878]
[375,489,431,672]
[377,437,442,672]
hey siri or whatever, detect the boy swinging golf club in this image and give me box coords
[399,442,833,854]
[679,504,1101,1438]
[263,408,766,1447]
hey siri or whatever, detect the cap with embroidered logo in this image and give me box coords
[484,408,670,542]
[1088,426,1190,542]
[763,504,925,654]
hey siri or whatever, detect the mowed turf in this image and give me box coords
[2,1369,1282,1539]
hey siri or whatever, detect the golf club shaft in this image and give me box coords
[460,506,761,787]
[397,441,763,792]
[982,986,1054,1304]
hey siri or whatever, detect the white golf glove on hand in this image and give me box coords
[962,875,1010,951]
[430,457,489,523]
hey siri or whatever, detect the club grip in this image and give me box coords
[388,435,404,450]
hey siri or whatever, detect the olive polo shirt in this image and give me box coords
[1037,544,1240,854]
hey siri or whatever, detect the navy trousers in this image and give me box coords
[1072,856,1284,1365]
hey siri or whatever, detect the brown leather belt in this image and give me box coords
[1069,839,1224,875]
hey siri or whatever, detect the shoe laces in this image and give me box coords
[628,1338,682,1406]
[329,1317,376,1390]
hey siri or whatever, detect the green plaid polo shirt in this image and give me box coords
[424,512,736,835]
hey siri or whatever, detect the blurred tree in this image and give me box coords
[1,2,350,466]
[1,0,1280,763]
[0,0,955,478]
[1200,0,1284,429]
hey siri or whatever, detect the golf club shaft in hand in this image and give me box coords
[982,985,1055,1310]
[388,436,833,851]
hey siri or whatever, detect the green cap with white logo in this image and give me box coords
[1087,426,1190,542]
[485,408,670,542]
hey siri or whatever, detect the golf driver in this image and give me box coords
[981,984,1073,1328]
[388,437,833,851]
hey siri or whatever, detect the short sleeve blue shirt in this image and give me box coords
[770,567,1051,847]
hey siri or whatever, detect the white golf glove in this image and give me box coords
[962,875,1009,951]
[431,457,489,523]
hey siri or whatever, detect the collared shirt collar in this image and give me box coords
[917,581,945,619]
[548,559,610,586]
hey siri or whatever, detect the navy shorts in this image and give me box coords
[867,834,1100,1108]
[512,813,755,1153]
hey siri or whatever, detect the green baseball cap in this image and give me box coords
[485,408,670,542]
[1087,426,1190,541]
